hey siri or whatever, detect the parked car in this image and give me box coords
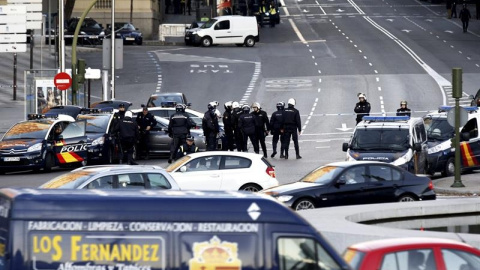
[90,100,133,110]
[185,21,206,45]
[39,165,180,190]
[107,22,143,45]
[343,237,480,270]
[65,17,105,45]
[131,107,205,128]
[147,92,190,108]
[166,151,277,191]
[261,161,436,211]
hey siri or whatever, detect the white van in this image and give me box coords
[185,15,259,47]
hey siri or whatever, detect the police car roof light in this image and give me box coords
[438,106,478,112]
[363,116,410,122]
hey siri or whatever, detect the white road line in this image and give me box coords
[378,86,382,91]
[289,18,307,44]
[376,77,380,82]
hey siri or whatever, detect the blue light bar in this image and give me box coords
[363,116,410,122]
[438,106,478,112]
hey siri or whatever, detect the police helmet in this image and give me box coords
[186,135,195,141]
[252,102,261,109]
[125,111,133,118]
[212,101,219,107]
[209,101,218,109]
[288,98,296,106]
[358,93,366,99]
[400,100,407,106]
[175,104,185,112]
[232,101,240,109]
[224,101,233,110]
[215,109,222,118]
[242,105,251,113]
[276,101,285,110]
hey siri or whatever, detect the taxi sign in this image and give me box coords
[54,72,72,91]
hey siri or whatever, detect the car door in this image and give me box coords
[116,173,147,189]
[52,120,88,165]
[414,123,429,173]
[219,155,253,190]
[213,20,232,44]
[148,117,171,153]
[377,249,436,270]
[460,117,480,168]
[321,166,371,207]
[364,165,402,203]
[172,155,222,190]
[83,175,115,189]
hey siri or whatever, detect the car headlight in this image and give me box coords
[277,195,293,202]
[80,31,86,35]
[99,31,105,36]
[27,143,42,152]
[92,137,105,146]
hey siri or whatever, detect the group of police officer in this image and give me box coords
[354,93,412,124]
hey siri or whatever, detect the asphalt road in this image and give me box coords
[1,0,479,188]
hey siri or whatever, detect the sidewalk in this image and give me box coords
[433,171,480,196]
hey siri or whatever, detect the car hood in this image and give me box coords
[0,139,43,150]
[264,181,322,195]
[348,150,409,163]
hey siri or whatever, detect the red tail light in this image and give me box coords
[266,166,276,178]
[428,180,434,190]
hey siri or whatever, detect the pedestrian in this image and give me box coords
[446,0,452,19]
[166,0,171,14]
[476,0,480,19]
[354,93,371,125]
[282,98,302,159]
[396,100,412,117]
[459,4,472,33]
[186,0,192,15]
[251,102,270,158]
[269,1,277,27]
[176,135,199,159]
[231,101,245,151]
[270,101,285,158]
[136,106,157,160]
[452,0,457,18]
[256,0,267,27]
[112,103,126,158]
[239,105,259,153]
[168,104,193,163]
[181,0,186,14]
[201,13,210,22]
[202,102,220,151]
[222,101,235,151]
[115,111,139,165]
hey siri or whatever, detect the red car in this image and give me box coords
[343,237,480,270]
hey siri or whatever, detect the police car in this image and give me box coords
[0,114,88,173]
[342,116,428,173]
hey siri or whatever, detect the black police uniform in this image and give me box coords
[112,110,126,154]
[168,111,193,161]
[396,107,411,117]
[231,107,245,152]
[116,116,139,165]
[354,100,371,124]
[270,109,284,157]
[282,105,301,159]
[222,108,235,151]
[239,112,259,153]
[136,111,157,159]
[176,141,199,159]
[202,110,219,151]
[252,109,270,157]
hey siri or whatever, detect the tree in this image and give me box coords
[65,0,76,20]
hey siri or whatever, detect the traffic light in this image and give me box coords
[77,59,86,84]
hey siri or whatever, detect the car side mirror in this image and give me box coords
[461,132,470,141]
[180,166,187,172]
[337,179,346,185]
[342,142,349,152]
[413,143,422,151]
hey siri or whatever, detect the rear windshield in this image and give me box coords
[351,128,410,151]
[342,249,365,270]
[166,156,191,172]
[40,170,94,188]
[3,121,53,140]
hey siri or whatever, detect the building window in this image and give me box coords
[95,0,111,9]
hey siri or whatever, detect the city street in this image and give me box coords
[1,0,479,189]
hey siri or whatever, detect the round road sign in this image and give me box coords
[54,72,72,91]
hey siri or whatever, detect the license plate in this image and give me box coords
[89,36,98,39]
[4,157,20,162]
[126,37,135,41]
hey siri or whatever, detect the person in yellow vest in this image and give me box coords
[256,0,267,28]
[269,1,277,27]
[201,13,210,22]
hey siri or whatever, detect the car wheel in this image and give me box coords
[43,153,55,172]
[398,194,417,202]
[201,37,212,47]
[235,43,244,47]
[441,157,454,177]
[293,198,315,211]
[244,36,255,47]
[239,184,262,192]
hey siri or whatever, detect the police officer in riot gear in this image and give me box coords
[222,101,235,151]
[283,98,302,159]
[202,102,220,151]
[112,103,126,156]
[354,93,371,124]
[239,105,259,153]
[115,111,139,165]
[231,101,245,152]
[396,100,411,117]
[270,101,285,158]
[136,106,157,160]
[176,135,199,159]
[251,102,270,158]
[168,104,193,163]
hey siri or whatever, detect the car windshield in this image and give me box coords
[424,117,454,141]
[83,20,102,29]
[150,95,184,107]
[39,170,94,189]
[351,129,410,151]
[201,19,217,28]
[3,121,53,140]
[114,23,135,31]
[299,166,342,184]
[78,114,110,133]
[166,156,191,172]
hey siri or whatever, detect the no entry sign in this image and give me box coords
[54,72,72,91]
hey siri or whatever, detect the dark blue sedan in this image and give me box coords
[110,22,143,45]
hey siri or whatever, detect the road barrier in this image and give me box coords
[159,24,189,42]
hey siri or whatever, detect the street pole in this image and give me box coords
[59,0,66,105]
[130,0,133,23]
[111,0,116,100]
[29,30,33,69]
[13,53,17,101]
[451,68,465,188]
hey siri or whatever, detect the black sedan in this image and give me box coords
[108,22,143,45]
[91,100,133,110]
[262,161,436,211]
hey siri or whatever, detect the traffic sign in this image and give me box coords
[85,68,101,79]
[54,72,72,91]
[0,34,26,43]
[0,14,26,24]
[7,0,42,29]
[0,43,26,52]
[447,107,468,127]
[0,24,27,33]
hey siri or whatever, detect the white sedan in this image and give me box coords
[165,151,279,192]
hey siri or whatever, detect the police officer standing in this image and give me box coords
[354,93,371,125]
[176,135,199,159]
[168,104,193,163]
[251,102,270,158]
[202,102,220,151]
[222,101,235,151]
[239,105,259,153]
[282,98,302,159]
[136,106,157,160]
[112,103,126,157]
[270,101,285,158]
[396,100,411,117]
[231,102,245,152]
[115,111,139,165]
